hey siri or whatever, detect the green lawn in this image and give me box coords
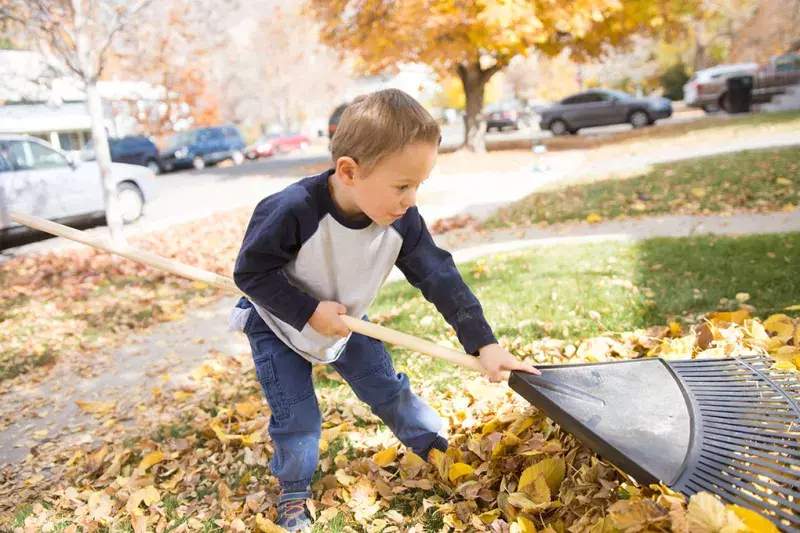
[486,146,800,228]
[370,231,800,379]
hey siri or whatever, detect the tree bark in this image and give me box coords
[86,82,126,246]
[457,62,499,153]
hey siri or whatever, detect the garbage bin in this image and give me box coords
[725,75,754,114]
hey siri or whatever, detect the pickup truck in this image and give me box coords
[684,52,800,112]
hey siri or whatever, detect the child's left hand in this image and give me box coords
[478,343,540,383]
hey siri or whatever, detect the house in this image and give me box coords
[0,50,161,152]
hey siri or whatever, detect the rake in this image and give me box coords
[8,211,800,530]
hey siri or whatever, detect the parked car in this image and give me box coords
[245,132,311,159]
[684,53,800,113]
[538,89,673,136]
[82,135,162,174]
[683,63,759,112]
[328,103,349,144]
[159,125,246,172]
[483,99,534,131]
[0,134,158,250]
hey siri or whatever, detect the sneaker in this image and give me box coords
[276,490,313,532]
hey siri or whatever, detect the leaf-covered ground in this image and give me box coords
[2,232,798,532]
[0,209,252,386]
[486,146,800,230]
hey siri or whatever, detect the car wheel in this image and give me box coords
[232,150,245,165]
[117,182,144,224]
[549,119,569,136]
[192,156,205,170]
[629,110,650,129]
[702,104,719,114]
[146,159,160,175]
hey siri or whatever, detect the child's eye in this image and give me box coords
[397,185,409,191]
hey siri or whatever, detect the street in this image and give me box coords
[0,111,707,261]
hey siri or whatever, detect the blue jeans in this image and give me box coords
[237,297,448,492]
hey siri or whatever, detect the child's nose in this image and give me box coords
[402,190,416,208]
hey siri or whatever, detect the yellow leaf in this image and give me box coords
[507,492,550,512]
[138,451,164,472]
[502,431,522,447]
[373,446,398,467]
[522,474,551,504]
[776,177,792,185]
[773,345,799,361]
[508,416,535,436]
[691,187,706,198]
[192,281,208,290]
[669,322,682,336]
[783,203,796,212]
[255,514,285,533]
[478,509,501,524]
[235,401,260,419]
[687,492,744,533]
[708,309,750,325]
[727,505,778,533]
[772,360,796,372]
[400,451,425,471]
[519,457,566,495]
[516,516,538,533]
[586,212,602,223]
[783,304,800,311]
[481,418,500,435]
[76,400,116,415]
[610,499,669,532]
[24,474,44,486]
[764,314,794,339]
[126,486,161,516]
[173,391,194,401]
[448,462,474,482]
[319,439,329,454]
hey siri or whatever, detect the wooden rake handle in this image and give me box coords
[8,211,487,375]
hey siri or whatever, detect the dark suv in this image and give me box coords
[83,135,162,174]
[160,125,246,172]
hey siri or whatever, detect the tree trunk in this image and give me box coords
[457,62,499,153]
[86,83,126,246]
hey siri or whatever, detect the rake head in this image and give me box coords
[510,355,800,531]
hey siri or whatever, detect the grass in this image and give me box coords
[370,232,800,357]
[486,145,800,229]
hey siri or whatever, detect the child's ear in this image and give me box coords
[335,157,359,186]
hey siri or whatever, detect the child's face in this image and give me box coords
[351,142,438,225]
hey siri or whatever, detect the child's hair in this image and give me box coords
[331,88,442,173]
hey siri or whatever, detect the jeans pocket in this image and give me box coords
[255,356,290,421]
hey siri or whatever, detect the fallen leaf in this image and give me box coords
[373,446,398,467]
[449,462,474,482]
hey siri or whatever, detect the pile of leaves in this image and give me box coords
[2,307,796,532]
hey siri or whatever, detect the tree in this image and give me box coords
[109,0,230,137]
[309,0,696,152]
[215,0,346,135]
[731,0,800,62]
[2,0,153,245]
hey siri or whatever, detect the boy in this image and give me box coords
[230,89,538,531]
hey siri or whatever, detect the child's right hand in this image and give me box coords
[308,301,351,338]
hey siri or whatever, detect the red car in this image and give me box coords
[245,132,310,159]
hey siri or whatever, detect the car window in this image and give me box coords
[776,54,800,72]
[0,141,25,171]
[0,153,10,172]
[28,142,70,169]
[562,94,589,105]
